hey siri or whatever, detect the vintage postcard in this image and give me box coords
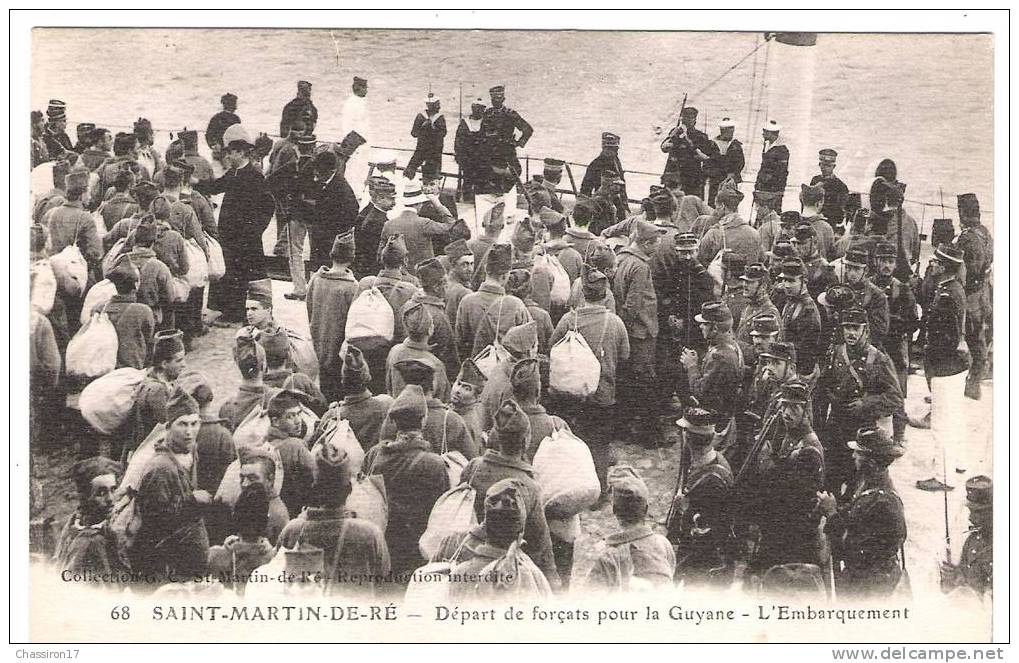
[13,9,1007,653]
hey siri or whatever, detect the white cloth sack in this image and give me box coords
[286,328,320,381]
[532,428,600,518]
[101,237,129,277]
[205,234,226,280]
[80,279,118,325]
[91,210,107,242]
[347,474,388,532]
[309,418,365,480]
[30,259,57,314]
[118,423,166,495]
[536,253,571,307]
[170,275,191,303]
[473,343,508,381]
[419,484,478,560]
[344,287,395,341]
[79,367,146,434]
[66,309,119,380]
[233,405,272,450]
[183,238,209,288]
[50,244,88,298]
[549,330,601,398]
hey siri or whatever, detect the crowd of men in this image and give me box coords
[29,81,993,601]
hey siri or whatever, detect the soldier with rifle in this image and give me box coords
[818,427,908,597]
[940,475,993,597]
[744,379,825,576]
[953,193,993,401]
[666,407,734,588]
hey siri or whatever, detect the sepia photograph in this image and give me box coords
[13,9,1007,653]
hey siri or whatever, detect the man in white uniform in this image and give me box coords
[340,76,372,204]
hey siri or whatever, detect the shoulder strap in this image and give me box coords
[441,408,451,455]
[323,518,349,595]
[596,309,611,357]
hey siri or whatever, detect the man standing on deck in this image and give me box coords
[206,93,240,153]
[341,76,372,201]
[580,132,626,199]
[405,93,446,180]
[954,193,992,401]
[706,117,745,207]
[481,85,533,177]
[661,107,716,200]
[810,149,849,231]
[454,97,487,203]
[280,80,318,137]
[754,119,789,210]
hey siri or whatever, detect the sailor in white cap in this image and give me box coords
[707,116,746,206]
[405,93,446,180]
[454,97,487,201]
[755,118,789,209]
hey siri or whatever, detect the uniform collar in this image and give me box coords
[479,282,506,295]
[342,390,374,405]
[482,449,534,475]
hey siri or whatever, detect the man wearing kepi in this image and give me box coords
[816,308,902,497]
[405,93,446,180]
[818,427,907,597]
[954,193,993,400]
[661,106,716,199]
[131,389,211,587]
[871,241,918,445]
[195,124,275,323]
[614,219,667,436]
[206,93,241,153]
[810,148,850,230]
[481,84,533,176]
[940,475,993,597]
[280,80,318,137]
[680,301,745,420]
[580,132,626,198]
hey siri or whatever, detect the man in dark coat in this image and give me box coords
[815,309,903,496]
[480,85,533,176]
[680,302,745,418]
[353,177,397,279]
[54,457,124,578]
[206,93,241,151]
[43,100,74,156]
[953,193,993,400]
[302,150,360,275]
[660,107,717,199]
[580,132,626,198]
[667,408,734,588]
[940,475,992,596]
[819,427,907,597]
[195,125,276,323]
[777,258,823,377]
[871,241,918,444]
[810,148,850,229]
[706,117,745,206]
[280,80,318,137]
[454,98,487,201]
[754,119,789,209]
[405,93,447,180]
